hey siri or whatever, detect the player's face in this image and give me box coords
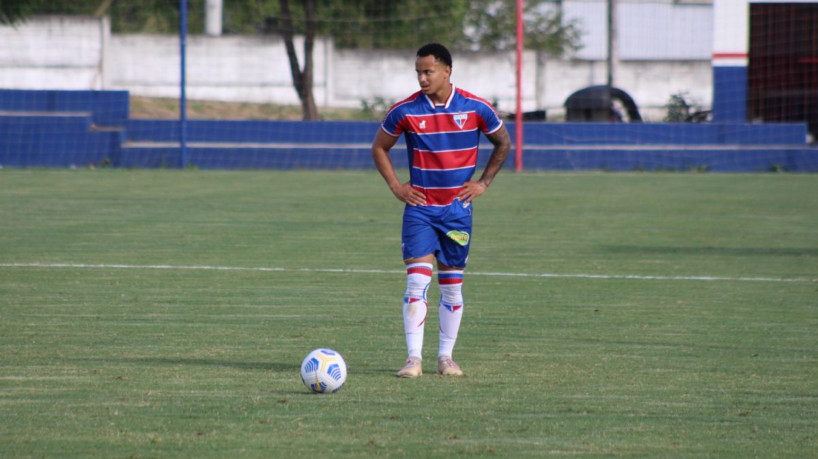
[415,55,451,103]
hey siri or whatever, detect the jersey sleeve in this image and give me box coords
[476,101,503,135]
[381,106,406,137]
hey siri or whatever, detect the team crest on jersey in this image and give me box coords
[453,113,468,129]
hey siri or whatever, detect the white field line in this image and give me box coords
[0,262,814,283]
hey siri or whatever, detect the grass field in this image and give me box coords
[1,169,816,457]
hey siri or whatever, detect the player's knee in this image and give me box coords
[438,270,464,305]
[404,262,433,303]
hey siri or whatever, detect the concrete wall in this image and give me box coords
[0,16,109,90]
[0,12,713,121]
[106,34,332,108]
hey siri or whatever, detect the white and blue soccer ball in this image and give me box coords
[300,348,347,394]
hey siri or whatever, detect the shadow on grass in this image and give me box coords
[72,357,403,380]
[73,357,300,373]
[605,245,818,257]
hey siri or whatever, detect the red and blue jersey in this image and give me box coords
[381,85,504,206]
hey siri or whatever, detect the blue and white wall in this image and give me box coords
[1,6,715,121]
[711,0,749,123]
[711,0,818,123]
[3,2,814,123]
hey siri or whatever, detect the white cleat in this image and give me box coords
[437,355,464,376]
[397,357,423,378]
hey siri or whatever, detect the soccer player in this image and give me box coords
[371,43,511,378]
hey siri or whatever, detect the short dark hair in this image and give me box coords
[417,43,452,68]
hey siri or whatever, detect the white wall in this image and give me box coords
[712,0,749,66]
[106,34,331,106]
[0,15,108,90]
[0,10,714,121]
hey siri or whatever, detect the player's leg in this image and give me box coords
[436,262,465,376]
[434,201,472,376]
[398,256,433,378]
[404,260,434,353]
[397,209,439,378]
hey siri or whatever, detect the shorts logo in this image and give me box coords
[453,113,468,129]
[446,230,470,246]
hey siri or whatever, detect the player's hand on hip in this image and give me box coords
[391,181,427,206]
[457,180,488,204]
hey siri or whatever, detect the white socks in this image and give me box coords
[437,270,464,358]
[403,263,432,359]
[402,264,464,360]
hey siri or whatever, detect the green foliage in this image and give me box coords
[234,0,470,50]
[664,92,694,122]
[0,0,190,32]
[1,0,97,24]
[8,0,582,54]
[311,0,469,49]
[1,170,817,456]
[0,0,35,24]
[359,96,394,120]
[109,0,186,34]
[463,0,583,54]
[664,91,709,123]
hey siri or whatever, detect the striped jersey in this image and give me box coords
[380,85,503,206]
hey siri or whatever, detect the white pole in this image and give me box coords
[205,0,223,36]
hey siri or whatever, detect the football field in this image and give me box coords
[1,169,816,457]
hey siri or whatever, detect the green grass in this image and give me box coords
[1,169,816,457]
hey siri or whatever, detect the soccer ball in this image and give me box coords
[300,348,347,394]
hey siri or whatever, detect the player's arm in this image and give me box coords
[457,124,511,204]
[371,128,427,206]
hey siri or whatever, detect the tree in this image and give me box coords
[277,0,317,120]
[464,0,582,56]
[315,0,469,50]
[1,0,33,24]
[5,0,583,119]
[261,0,469,119]
[266,0,470,119]
[463,0,582,110]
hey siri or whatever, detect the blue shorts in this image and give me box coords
[401,199,473,268]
